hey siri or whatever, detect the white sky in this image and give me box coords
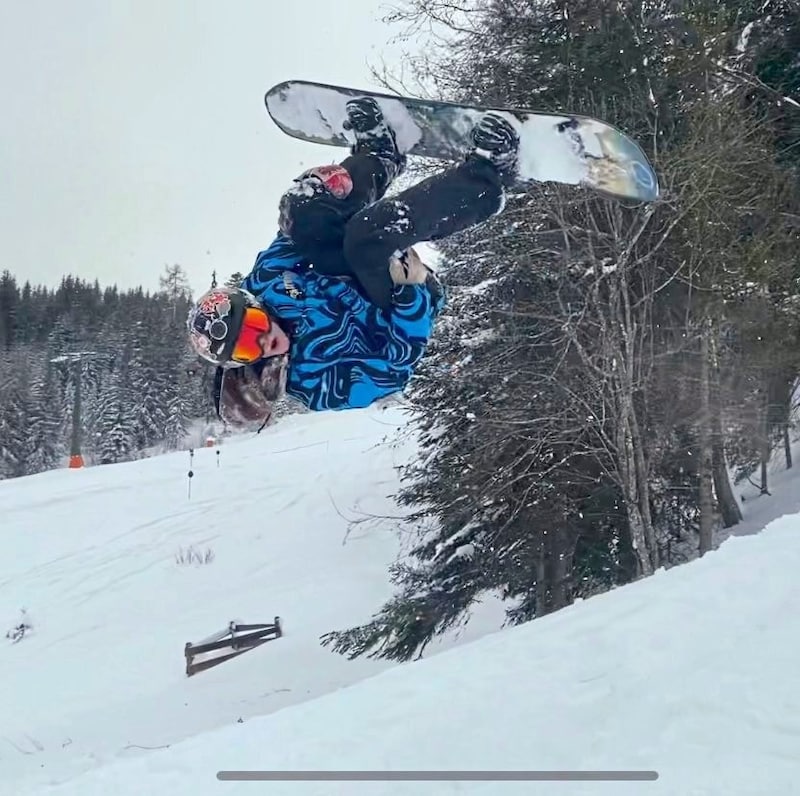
[0,1,417,295]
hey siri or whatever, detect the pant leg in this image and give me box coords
[342,155,504,311]
[340,153,397,206]
[278,153,396,276]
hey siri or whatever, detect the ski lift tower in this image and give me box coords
[49,350,97,469]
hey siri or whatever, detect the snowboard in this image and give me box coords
[264,80,659,203]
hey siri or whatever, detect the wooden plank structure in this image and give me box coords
[184,616,282,676]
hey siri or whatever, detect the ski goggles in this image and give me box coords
[230,306,271,365]
[298,164,353,199]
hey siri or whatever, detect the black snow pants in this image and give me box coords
[278,153,505,310]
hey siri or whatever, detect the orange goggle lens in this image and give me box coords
[231,307,271,364]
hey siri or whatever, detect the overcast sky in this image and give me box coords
[0,1,418,295]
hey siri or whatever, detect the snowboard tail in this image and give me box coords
[265,80,659,203]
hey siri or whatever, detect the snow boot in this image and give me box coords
[344,97,406,178]
[468,112,520,185]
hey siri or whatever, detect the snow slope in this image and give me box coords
[0,405,503,794]
[4,403,800,796]
[20,511,800,796]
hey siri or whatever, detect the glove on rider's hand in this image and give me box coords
[389,247,430,285]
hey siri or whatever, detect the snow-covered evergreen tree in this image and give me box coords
[25,359,65,474]
[0,269,206,479]
[323,0,800,662]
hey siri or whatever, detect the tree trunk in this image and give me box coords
[612,265,658,576]
[535,543,548,615]
[628,409,658,569]
[760,401,770,495]
[546,526,573,611]
[617,409,655,577]
[709,331,742,527]
[784,422,792,470]
[711,437,742,527]
[626,501,653,577]
[698,326,714,555]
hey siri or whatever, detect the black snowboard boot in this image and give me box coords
[344,97,406,178]
[468,112,520,185]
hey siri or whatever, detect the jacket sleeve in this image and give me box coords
[378,284,439,367]
[242,234,301,287]
[290,280,444,411]
[240,234,312,326]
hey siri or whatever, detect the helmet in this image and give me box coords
[187,286,268,367]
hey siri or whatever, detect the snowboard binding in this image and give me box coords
[343,97,406,177]
[468,113,520,184]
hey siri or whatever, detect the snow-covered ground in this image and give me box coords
[0,404,503,794]
[3,404,800,796]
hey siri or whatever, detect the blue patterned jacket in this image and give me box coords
[240,234,445,411]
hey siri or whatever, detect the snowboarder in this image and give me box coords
[187,97,520,426]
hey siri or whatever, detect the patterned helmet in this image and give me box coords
[187,286,264,366]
